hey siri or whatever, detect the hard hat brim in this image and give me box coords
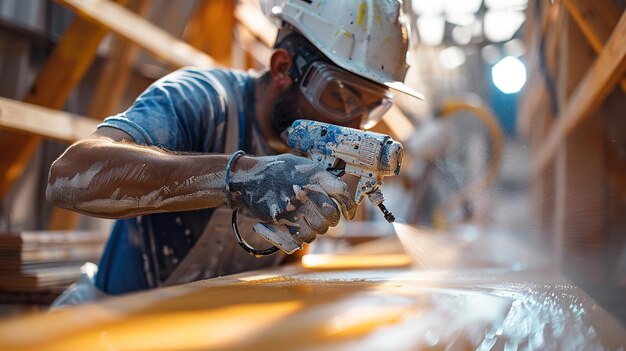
[385,81,426,101]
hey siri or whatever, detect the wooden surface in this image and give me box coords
[0,227,624,351]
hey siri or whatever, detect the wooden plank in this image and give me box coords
[0,6,128,200]
[0,97,98,142]
[563,0,626,92]
[57,0,218,69]
[1,242,625,350]
[184,0,235,66]
[532,12,626,178]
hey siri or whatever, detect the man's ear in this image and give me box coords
[270,49,293,89]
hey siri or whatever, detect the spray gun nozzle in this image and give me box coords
[378,203,396,223]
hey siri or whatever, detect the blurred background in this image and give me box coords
[0,0,624,325]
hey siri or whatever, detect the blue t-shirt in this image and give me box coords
[95,68,272,294]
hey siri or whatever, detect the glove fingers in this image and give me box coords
[314,172,357,220]
[302,187,341,228]
[289,215,316,243]
[302,204,331,235]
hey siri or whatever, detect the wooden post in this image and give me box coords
[532,12,626,177]
[553,13,606,284]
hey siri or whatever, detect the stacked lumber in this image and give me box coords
[0,231,107,292]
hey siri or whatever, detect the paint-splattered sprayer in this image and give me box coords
[232,119,404,256]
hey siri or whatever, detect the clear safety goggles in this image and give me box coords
[298,61,394,129]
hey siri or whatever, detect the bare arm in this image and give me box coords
[46,127,240,219]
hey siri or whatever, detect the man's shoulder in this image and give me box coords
[174,67,250,85]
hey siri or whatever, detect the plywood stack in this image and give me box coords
[0,231,107,292]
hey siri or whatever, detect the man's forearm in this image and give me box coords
[47,138,232,219]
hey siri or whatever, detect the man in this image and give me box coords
[46,0,422,297]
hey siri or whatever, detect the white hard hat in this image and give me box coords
[273,0,424,101]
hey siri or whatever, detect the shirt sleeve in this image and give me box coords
[98,68,226,152]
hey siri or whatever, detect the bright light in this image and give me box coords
[439,46,466,69]
[481,44,501,64]
[484,10,526,42]
[443,0,482,14]
[417,16,445,46]
[447,13,476,26]
[452,26,472,45]
[492,56,526,94]
[412,0,443,15]
[485,0,528,10]
[504,38,526,57]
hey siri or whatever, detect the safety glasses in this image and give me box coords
[298,61,394,129]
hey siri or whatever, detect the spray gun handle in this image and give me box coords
[231,210,302,257]
[252,223,302,254]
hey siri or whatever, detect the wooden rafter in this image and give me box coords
[0,1,131,200]
[0,97,98,143]
[87,0,152,120]
[563,0,626,92]
[532,13,626,178]
[57,0,217,69]
[235,1,278,48]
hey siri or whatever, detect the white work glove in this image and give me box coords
[229,154,356,243]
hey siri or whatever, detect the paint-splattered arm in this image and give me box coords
[46,132,237,219]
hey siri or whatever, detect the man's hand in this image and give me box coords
[229,154,356,243]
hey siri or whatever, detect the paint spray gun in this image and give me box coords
[232,119,404,256]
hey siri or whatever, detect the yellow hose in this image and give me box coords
[433,99,505,229]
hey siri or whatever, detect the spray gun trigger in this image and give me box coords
[325,159,346,177]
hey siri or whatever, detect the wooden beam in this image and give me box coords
[0,3,129,200]
[57,0,218,69]
[518,2,564,136]
[563,0,626,92]
[235,24,272,69]
[532,13,626,178]
[371,105,414,142]
[0,97,98,142]
[235,1,277,48]
[553,13,605,282]
[87,0,151,120]
[184,0,235,66]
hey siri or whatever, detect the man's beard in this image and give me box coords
[272,83,302,135]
